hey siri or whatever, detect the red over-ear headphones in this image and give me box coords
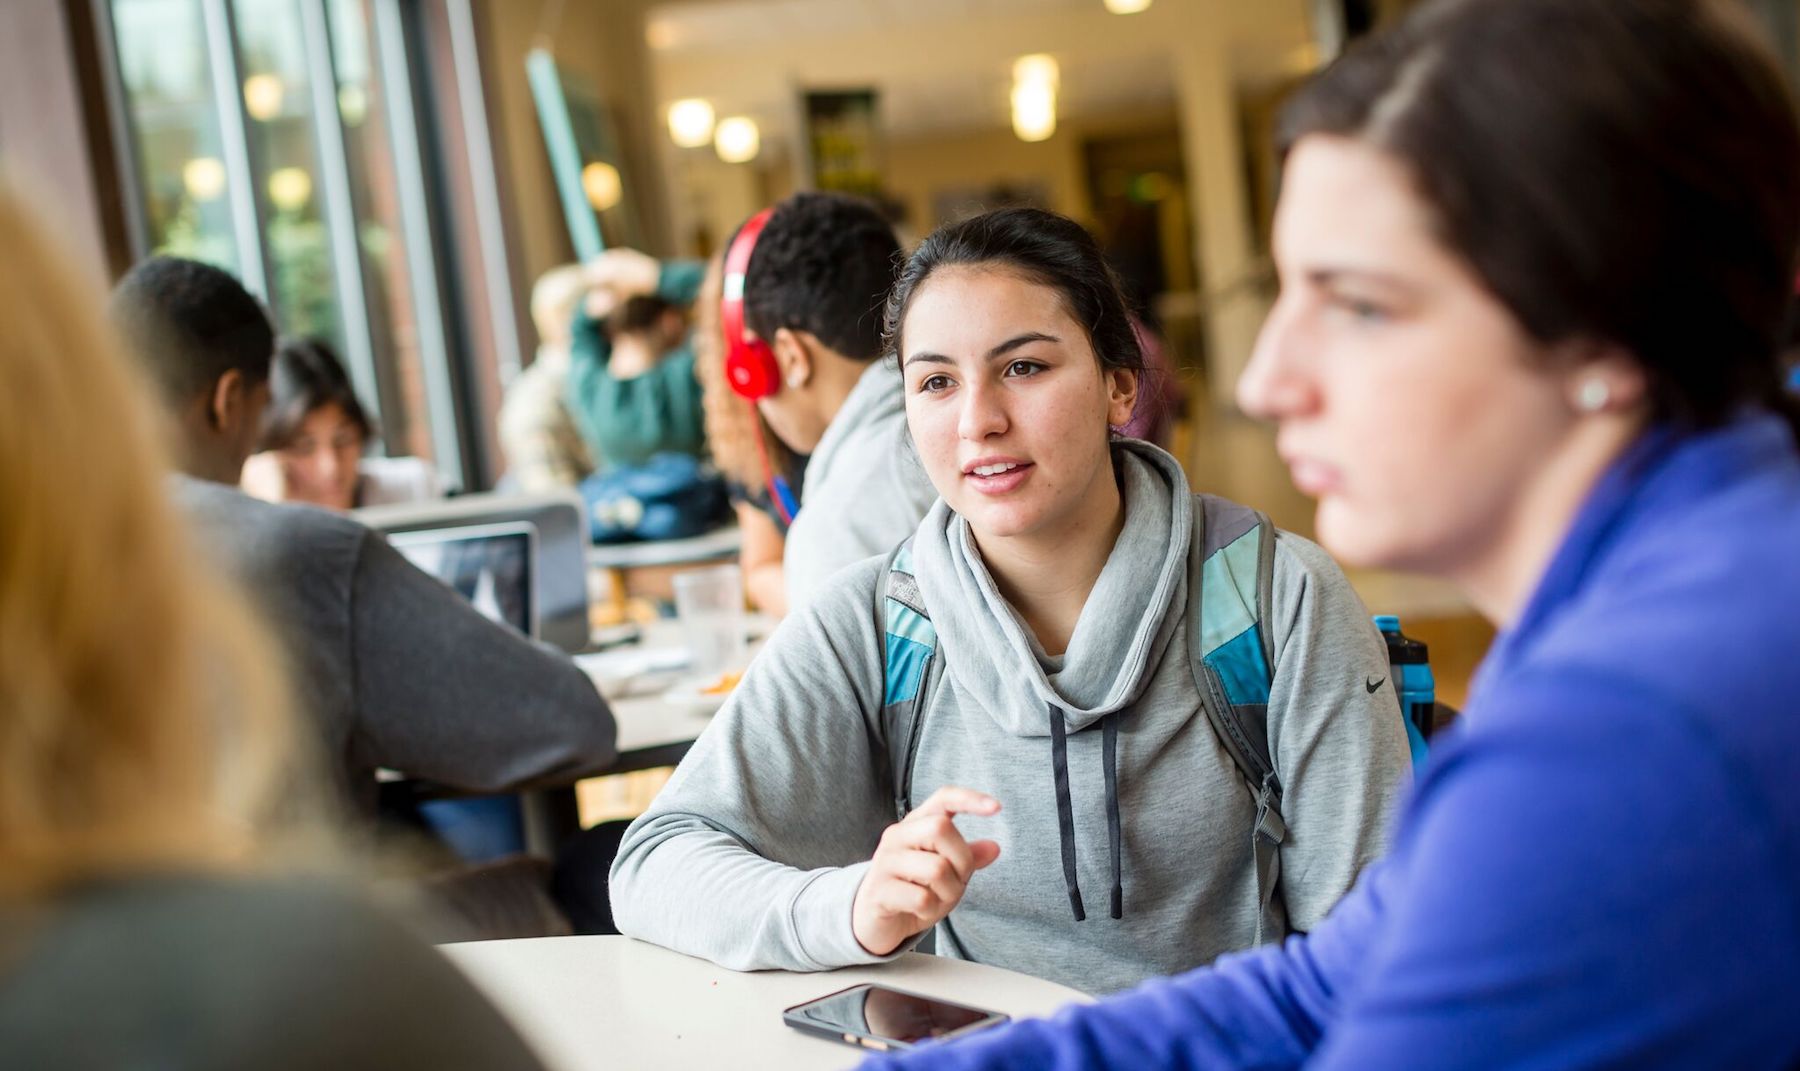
[721,207,779,400]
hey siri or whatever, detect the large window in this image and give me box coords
[109,0,470,484]
[112,0,241,272]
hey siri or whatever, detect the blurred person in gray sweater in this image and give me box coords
[109,256,615,816]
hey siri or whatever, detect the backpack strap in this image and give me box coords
[877,540,940,819]
[1186,494,1286,945]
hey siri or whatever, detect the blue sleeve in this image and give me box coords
[863,865,1387,1070]
[873,669,1800,1070]
[563,309,706,469]
[1309,670,1798,1068]
[565,305,612,462]
[656,259,706,307]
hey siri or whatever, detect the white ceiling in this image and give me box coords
[646,0,1099,52]
[641,0,1291,142]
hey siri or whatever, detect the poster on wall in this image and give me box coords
[802,89,883,197]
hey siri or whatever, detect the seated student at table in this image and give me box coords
[0,187,547,1069]
[609,208,1410,996]
[498,264,598,492]
[869,2,1800,1067]
[590,195,935,611]
[107,256,616,824]
[240,336,441,510]
[734,192,939,609]
[691,254,808,616]
[564,247,706,472]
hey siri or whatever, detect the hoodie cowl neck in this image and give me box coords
[911,440,1192,735]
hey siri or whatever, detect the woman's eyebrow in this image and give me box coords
[1305,266,1418,296]
[903,332,1061,368]
[987,332,1058,359]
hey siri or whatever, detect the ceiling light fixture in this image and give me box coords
[582,161,623,211]
[668,98,716,148]
[1011,54,1059,142]
[714,116,760,163]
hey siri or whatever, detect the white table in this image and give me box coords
[442,936,1088,1070]
[578,618,768,773]
[586,525,743,570]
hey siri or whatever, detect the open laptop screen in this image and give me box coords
[389,521,537,638]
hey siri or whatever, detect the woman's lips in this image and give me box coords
[1285,456,1343,497]
[964,461,1034,495]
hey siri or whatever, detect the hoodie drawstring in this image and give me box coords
[1048,708,1085,922]
[1102,712,1123,920]
[1048,705,1125,923]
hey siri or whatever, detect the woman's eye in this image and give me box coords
[1005,359,1045,377]
[919,373,953,393]
[1332,296,1389,324]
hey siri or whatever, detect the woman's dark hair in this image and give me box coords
[883,207,1145,379]
[257,336,375,451]
[1279,0,1800,438]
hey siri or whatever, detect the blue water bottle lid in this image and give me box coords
[1373,614,1401,633]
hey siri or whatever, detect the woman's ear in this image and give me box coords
[1106,365,1140,428]
[771,327,813,391]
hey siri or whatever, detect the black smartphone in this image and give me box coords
[782,982,1009,1053]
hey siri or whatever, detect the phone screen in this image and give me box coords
[788,984,1002,1047]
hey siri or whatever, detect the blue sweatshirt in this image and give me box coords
[872,413,1800,1069]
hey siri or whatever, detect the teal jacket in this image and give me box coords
[566,260,707,471]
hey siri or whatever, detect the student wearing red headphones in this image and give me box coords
[718,192,938,611]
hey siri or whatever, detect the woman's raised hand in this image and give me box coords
[851,787,1002,956]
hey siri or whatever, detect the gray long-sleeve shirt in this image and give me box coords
[612,444,1411,995]
[173,477,615,813]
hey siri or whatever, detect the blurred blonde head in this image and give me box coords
[692,254,800,492]
[0,184,302,899]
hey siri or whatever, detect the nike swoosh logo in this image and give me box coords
[1366,675,1386,694]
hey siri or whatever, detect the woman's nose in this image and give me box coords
[1237,300,1317,421]
[957,378,1009,441]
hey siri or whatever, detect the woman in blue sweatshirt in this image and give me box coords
[873,0,1800,1067]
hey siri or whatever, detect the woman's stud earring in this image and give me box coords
[1576,378,1611,413]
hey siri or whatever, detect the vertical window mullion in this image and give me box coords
[371,0,465,488]
[298,0,386,431]
[198,0,272,299]
[446,0,523,387]
[89,0,152,265]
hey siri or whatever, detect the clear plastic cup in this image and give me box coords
[672,563,746,680]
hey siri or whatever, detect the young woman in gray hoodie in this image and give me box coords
[610,208,1411,996]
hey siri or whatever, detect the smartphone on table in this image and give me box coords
[782,983,1009,1053]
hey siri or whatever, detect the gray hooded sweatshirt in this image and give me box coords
[781,361,939,611]
[612,442,1410,995]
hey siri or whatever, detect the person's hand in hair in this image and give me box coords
[852,787,1002,956]
[581,248,662,320]
[530,264,590,350]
